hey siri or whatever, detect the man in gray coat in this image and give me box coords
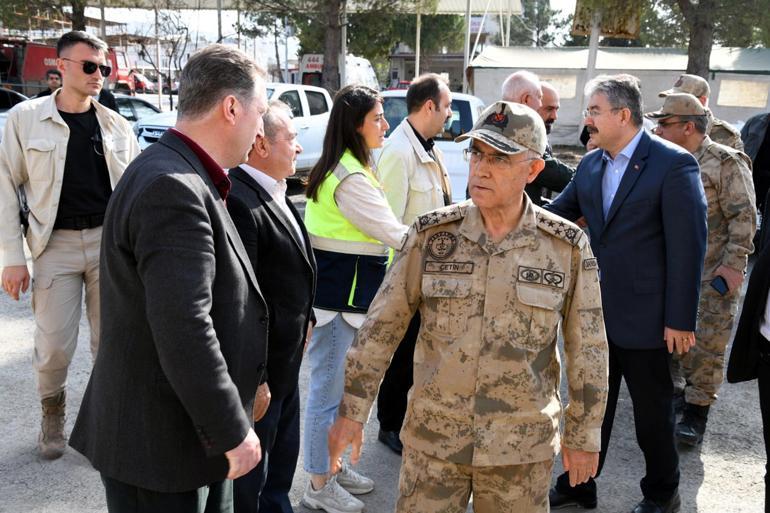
[70,44,269,513]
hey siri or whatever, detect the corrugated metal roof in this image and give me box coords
[84,0,521,14]
[470,45,770,73]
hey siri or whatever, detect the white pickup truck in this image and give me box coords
[132,83,333,176]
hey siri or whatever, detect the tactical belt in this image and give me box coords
[53,214,104,230]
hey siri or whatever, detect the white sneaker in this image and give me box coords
[336,462,375,495]
[301,476,364,513]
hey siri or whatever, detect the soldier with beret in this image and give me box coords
[648,93,756,446]
[658,74,744,151]
[327,101,609,513]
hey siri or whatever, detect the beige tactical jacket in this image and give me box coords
[376,119,451,225]
[708,113,744,152]
[0,90,139,266]
[339,197,609,466]
[695,136,756,278]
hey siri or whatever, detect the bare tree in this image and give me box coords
[137,8,190,108]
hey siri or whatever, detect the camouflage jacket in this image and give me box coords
[339,198,609,466]
[707,111,744,151]
[695,136,756,278]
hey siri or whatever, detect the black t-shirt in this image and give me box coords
[56,107,112,222]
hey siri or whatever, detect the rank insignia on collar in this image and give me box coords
[427,231,457,260]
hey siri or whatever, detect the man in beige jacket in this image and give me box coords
[0,31,139,459]
[374,73,453,455]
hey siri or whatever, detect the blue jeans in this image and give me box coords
[303,315,356,475]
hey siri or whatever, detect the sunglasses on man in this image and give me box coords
[61,58,112,78]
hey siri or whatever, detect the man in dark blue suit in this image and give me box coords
[545,75,707,513]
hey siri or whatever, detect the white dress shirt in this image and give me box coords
[239,164,305,251]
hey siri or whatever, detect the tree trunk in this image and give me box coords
[274,20,283,83]
[678,0,715,78]
[69,0,87,31]
[322,0,343,92]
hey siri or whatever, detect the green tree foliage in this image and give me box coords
[561,0,767,75]
[244,6,464,86]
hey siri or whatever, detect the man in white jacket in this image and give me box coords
[374,73,453,454]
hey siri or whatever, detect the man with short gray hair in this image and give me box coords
[70,44,270,513]
[658,73,744,151]
[328,101,609,513]
[227,99,317,513]
[647,92,756,447]
[547,74,707,513]
[501,70,543,110]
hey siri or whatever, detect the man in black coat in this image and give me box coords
[228,99,317,513]
[727,243,770,512]
[70,44,270,513]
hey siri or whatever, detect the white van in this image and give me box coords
[300,54,379,90]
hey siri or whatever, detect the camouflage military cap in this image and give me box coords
[658,74,710,98]
[645,93,707,120]
[455,101,546,155]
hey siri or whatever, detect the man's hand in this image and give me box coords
[562,445,599,487]
[715,264,744,294]
[252,383,271,422]
[328,416,364,474]
[2,265,30,301]
[224,428,261,480]
[664,327,696,355]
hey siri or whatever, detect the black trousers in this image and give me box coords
[758,353,770,513]
[101,474,232,513]
[234,384,300,513]
[376,312,420,432]
[556,341,680,502]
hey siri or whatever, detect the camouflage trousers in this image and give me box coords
[672,283,740,406]
[395,445,552,513]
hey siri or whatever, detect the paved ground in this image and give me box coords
[0,192,765,512]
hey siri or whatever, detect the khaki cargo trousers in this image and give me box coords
[395,445,552,513]
[672,282,741,406]
[32,227,101,399]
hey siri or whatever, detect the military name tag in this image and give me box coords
[583,258,598,271]
[424,261,474,274]
[518,266,565,289]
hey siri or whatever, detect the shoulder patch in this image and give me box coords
[536,210,585,247]
[416,203,465,232]
[706,141,739,163]
[583,258,598,271]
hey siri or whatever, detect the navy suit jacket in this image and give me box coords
[545,130,707,349]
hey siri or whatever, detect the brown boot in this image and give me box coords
[38,391,66,460]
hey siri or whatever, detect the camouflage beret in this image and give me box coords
[455,101,546,155]
[645,93,707,120]
[658,74,710,98]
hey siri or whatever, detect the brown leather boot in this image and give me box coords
[38,391,66,460]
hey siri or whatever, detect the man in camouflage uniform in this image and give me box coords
[658,74,744,151]
[328,101,609,513]
[648,93,756,446]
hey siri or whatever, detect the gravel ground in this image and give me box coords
[0,207,765,512]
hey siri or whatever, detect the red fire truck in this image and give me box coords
[0,37,135,96]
